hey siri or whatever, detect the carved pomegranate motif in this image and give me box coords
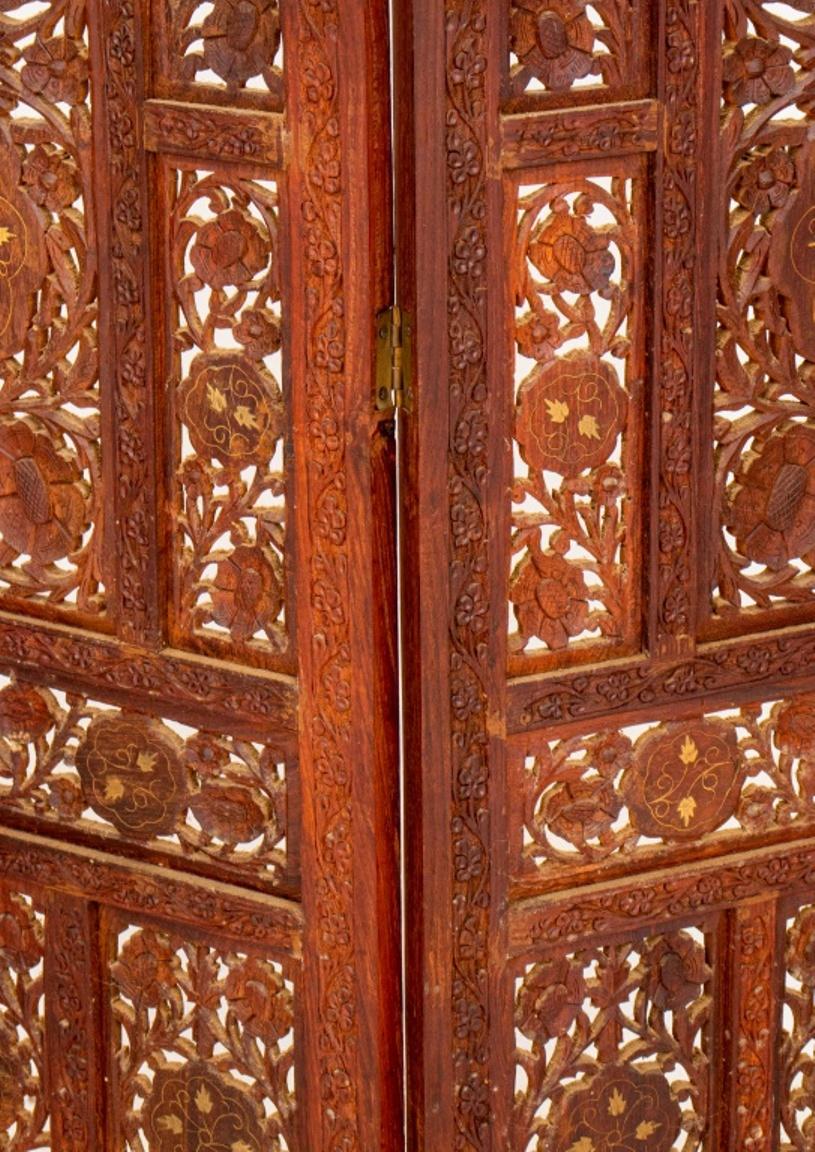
[144,1062,264,1152]
[180,354,284,468]
[622,722,741,841]
[0,683,54,741]
[725,425,815,569]
[516,353,626,476]
[510,548,590,650]
[190,206,267,289]
[75,713,188,837]
[510,0,595,91]
[769,142,815,363]
[516,956,585,1042]
[210,545,284,642]
[553,1065,680,1152]
[527,201,615,295]
[0,419,87,563]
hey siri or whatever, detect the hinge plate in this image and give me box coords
[376,305,412,414]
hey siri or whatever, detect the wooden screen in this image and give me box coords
[398,2,815,1150]
[0,1,401,1149]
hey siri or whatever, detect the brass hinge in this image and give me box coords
[375,305,412,414]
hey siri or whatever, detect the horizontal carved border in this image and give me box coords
[0,611,298,743]
[144,99,286,167]
[509,624,815,735]
[501,99,659,167]
[0,826,301,952]
[509,835,815,952]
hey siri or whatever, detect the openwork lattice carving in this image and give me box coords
[110,922,296,1151]
[713,2,815,622]
[168,167,288,665]
[510,171,644,670]
[507,0,648,102]
[780,900,815,1149]
[155,0,284,105]
[0,885,47,1150]
[516,695,815,890]
[0,0,103,617]
[0,675,289,889]
[513,928,711,1151]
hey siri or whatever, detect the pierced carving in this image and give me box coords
[168,168,288,664]
[0,885,48,1149]
[156,0,284,105]
[781,900,815,1149]
[110,922,296,1150]
[713,2,815,622]
[516,697,815,890]
[513,929,711,1151]
[510,173,644,667]
[0,0,102,618]
[507,0,648,103]
[0,675,289,890]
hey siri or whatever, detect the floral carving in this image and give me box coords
[510,177,641,666]
[507,0,646,101]
[21,35,89,103]
[643,932,710,1011]
[200,0,281,88]
[622,722,741,840]
[0,133,47,362]
[510,547,589,650]
[726,425,815,571]
[0,419,88,564]
[781,901,815,1147]
[144,1063,264,1152]
[552,1066,681,1152]
[515,353,626,476]
[516,956,585,1042]
[723,37,793,107]
[75,713,187,837]
[170,171,287,662]
[0,682,54,740]
[0,887,46,1147]
[735,148,794,215]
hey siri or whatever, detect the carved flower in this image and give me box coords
[516,309,561,362]
[552,1065,681,1152]
[180,354,284,468]
[201,0,281,87]
[516,957,585,1042]
[210,545,284,642]
[776,696,815,758]
[510,550,589,650]
[144,1063,264,1152]
[21,36,89,104]
[22,144,81,213]
[75,713,188,838]
[510,0,595,91]
[528,200,615,295]
[622,722,741,841]
[190,782,269,843]
[788,905,815,985]
[233,307,281,360]
[0,888,41,968]
[0,420,87,563]
[111,928,180,1006]
[644,931,710,1011]
[723,37,794,107]
[725,425,815,570]
[0,683,54,741]
[542,776,621,847]
[190,207,267,289]
[734,148,795,215]
[225,956,293,1044]
[0,131,47,359]
[516,353,626,476]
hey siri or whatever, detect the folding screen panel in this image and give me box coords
[398,2,815,1149]
[0,1,400,1148]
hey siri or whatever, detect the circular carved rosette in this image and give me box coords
[75,713,188,838]
[725,424,815,570]
[552,1065,680,1152]
[527,206,615,296]
[510,0,596,91]
[144,1062,264,1152]
[622,722,741,841]
[0,419,88,564]
[516,353,626,477]
[180,354,284,470]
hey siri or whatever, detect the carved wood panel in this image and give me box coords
[0,0,399,1149]
[399,1,815,1150]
